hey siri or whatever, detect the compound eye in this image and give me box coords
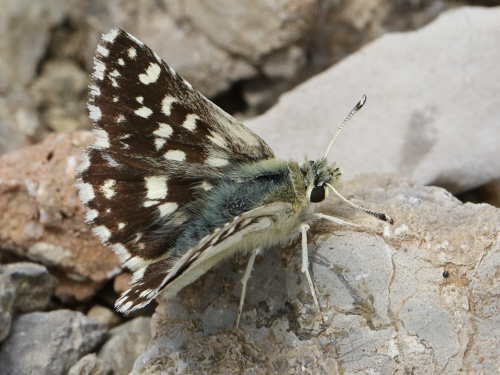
[310,186,326,203]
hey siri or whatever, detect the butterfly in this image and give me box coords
[76,28,393,327]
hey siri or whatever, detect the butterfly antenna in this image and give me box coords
[325,183,394,224]
[323,95,367,159]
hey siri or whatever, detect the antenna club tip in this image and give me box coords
[356,95,367,110]
[380,214,394,225]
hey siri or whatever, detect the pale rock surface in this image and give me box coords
[98,317,152,375]
[166,0,317,62]
[83,1,258,98]
[30,60,89,132]
[68,353,112,375]
[0,0,451,155]
[130,174,499,374]
[3,262,58,314]
[247,6,500,194]
[0,310,108,375]
[0,0,65,90]
[0,91,38,155]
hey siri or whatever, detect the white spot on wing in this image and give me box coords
[131,267,146,283]
[96,45,109,57]
[111,243,130,263]
[77,152,91,174]
[145,175,168,200]
[119,301,133,312]
[139,63,161,85]
[154,123,173,139]
[161,96,177,116]
[93,60,105,80]
[85,209,98,222]
[139,289,156,298]
[116,115,125,123]
[171,213,188,225]
[164,150,186,161]
[154,138,166,151]
[200,181,213,191]
[128,47,137,58]
[133,233,143,243]
[103,154,121,168]
[118,223,126,230]
[143,200,159,207]
[135,106,153,118]
[93,129,110,148]
[182,114,199,131]
[102,29,120,43]
[208,132,227,148]
[206,156,229,167]
[158,202,178,217]
[136,96,144,103]
[88,105,102,121]
[89,85,101,97]
[123,255,149,270]
[118,58,125,66]
[101,179,116,199]
[93,225,111,243]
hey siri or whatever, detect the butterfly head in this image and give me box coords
[300,158,342,203]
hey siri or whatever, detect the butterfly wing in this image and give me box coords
[115,202,296,312]
[76,29,275,309]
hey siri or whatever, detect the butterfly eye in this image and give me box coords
[310,186,326,203]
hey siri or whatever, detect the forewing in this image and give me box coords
[115,202,295,313]
[76,29,274,275]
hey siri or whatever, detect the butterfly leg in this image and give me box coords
[314,213,362,228]
[300,223,321,313]
[236,246,261,329]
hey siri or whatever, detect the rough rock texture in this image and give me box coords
[0,310,108,375]
[68,353,113,375]
[3,262,58,313]
[131,174,499,374]
[30,60,89,132]
[0,0,451,155]
[248,6,500,194]
[0,0,65,90]
[0,267,16,342]
[0,132,120,302]
[98,317,152,375]
[0,262,58,343]
[0,3,498,374]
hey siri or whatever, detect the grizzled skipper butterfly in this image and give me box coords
[76,29,393,328]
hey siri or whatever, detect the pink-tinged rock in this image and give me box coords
[0,131,120,302]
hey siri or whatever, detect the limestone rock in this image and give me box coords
[98,317,152,375]
[247,6,500,194]
[68,354,113,375]
[3,262,58,314]
[0,310,108,375]
[131,174,499,374]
